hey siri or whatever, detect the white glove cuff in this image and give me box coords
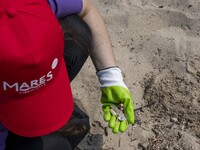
[96,67,128,89]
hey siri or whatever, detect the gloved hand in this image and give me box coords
[97,67,135,133]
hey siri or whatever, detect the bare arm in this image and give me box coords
[79,0,135,133]
[79,0,116,71]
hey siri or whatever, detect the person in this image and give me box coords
[0,0,135,149]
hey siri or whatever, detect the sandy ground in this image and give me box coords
[72,0,200,149]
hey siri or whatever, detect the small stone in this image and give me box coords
[170,117,178,123]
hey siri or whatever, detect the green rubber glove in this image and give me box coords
[97,67,135,133]
[101,86,134,133]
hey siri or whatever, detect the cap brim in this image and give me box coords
[0,58,73,137]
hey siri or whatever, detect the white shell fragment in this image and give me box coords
[110,104,127,121]
[110,109,117,116]
[117,114,127,121]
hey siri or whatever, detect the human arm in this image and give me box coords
[79,0,135,133]
[79,0,116,71]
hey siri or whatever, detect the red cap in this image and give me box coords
[0,0,73,137]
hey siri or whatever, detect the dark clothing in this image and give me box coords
[5,104,90,150]
[5,15,92,150]
[62,15,92,81]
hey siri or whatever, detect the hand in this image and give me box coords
[97,67,135,133]
[101,86,134,133]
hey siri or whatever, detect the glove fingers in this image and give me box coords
[113,121,120,134]
[119,120,128,132]
[113,121,128,133]
[109,116,117,128]
[103,106,111,122]
[125,109,135,124]
[124,102,135,124]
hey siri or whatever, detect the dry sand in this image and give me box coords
[72,0,200,149]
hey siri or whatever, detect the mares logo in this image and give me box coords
[2,58,58,94]
[3,71,53,94]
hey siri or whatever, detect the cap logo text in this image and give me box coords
[2,58,58,94]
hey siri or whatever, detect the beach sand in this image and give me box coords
[72,0,200,149]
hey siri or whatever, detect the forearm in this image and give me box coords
[79,0,116,71]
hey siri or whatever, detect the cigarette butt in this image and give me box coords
[110,109,117,116]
